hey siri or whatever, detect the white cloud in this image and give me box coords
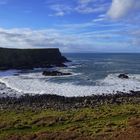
[49,4,72,16]
[76,0,108,14]
[92,17,104,22]
[0,28,96,52]
[107,0,140,19]
[0,23,139,52]
[48,0,108,16]
[76,5,106,14]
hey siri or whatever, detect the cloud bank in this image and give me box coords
[0,28,96,52]
[0,23,139,52]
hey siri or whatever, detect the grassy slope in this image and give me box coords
[0,104,140,140]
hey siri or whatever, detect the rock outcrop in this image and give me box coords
[0,47,69,70]
[118,74,129,79]
[42,70,71,76]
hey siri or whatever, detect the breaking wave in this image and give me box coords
[0,70,140,97]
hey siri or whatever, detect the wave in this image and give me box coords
[0,72,140,97]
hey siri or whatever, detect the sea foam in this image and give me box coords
[0,71,140,97]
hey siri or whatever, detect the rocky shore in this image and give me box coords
[0,90,140,111]
[0,70,140,111]
[0,80,140,140]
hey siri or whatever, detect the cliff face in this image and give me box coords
[0,47,68,70]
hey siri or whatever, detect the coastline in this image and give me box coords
[0,71,140,110]
[0,73,140,140]
[0,52,140,139]
[0,90,140,111]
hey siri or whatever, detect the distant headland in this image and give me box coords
[0,47,69,70]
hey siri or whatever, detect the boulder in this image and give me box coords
[42,70,71,76]
[118,74,129,79]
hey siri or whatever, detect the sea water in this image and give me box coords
[0,53,140,97]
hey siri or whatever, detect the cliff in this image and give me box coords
[0,47,69,70]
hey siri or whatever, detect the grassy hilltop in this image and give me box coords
[0,104,140,140]
[0,93,140,140]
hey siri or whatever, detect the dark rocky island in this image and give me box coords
[0,47,69,70]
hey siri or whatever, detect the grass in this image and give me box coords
[0,103,140,140]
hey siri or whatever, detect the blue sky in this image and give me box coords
[0,0,140,52]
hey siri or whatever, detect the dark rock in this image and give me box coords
[45,65,54,68]
[42,70,71,76]
[0,91,140,111]
[55,63,67,67]
[0,47,70,70]
[118,74,129,79]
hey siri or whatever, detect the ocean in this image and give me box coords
[0,53,140,97]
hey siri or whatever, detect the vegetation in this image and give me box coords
[0,103,140,140]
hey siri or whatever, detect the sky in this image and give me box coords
[0,0,140,52]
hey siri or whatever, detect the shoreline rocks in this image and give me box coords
[0,91,140,110]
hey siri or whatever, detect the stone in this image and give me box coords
[118,74,129,79]
[42,70,71,76]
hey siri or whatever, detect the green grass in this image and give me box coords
[0,103,140,139]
